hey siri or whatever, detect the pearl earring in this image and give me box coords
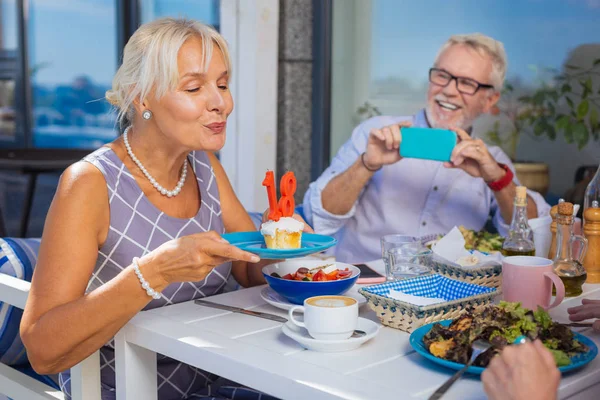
[142,110,153,120]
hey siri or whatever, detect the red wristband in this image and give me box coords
[487,163,514,191]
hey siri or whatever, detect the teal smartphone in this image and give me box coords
[400,127,457,162]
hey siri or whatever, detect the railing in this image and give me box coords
[0,273,101,400]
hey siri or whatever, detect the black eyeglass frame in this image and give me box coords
[428,67,495,95]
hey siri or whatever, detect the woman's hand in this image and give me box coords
[568,298,600,332]
[141,231,260,286]
[482,340,560,400]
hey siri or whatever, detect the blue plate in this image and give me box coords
[222,231,337,259]
[409,320,598,375]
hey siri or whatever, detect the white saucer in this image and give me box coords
[260,286,367,311]
[281,317,380,352]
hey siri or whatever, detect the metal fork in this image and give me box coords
[428,339,491,400]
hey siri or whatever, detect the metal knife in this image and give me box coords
[563,322,594,328]
[194,299,288,323]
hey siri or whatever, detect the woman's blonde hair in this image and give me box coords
[434,33,507,91]
[106,18,231,126]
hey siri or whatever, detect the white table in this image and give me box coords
[114,281,600,400]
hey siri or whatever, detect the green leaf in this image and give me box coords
[594,58,600,66]
[556,115,571,131]
[580,78,593,99]
[518,95,533,103]
[573,122,590,149]
[546,124,557,140]
[566,96,575,110]
[564,124,574,143]
[534,122,545,136]
[590,108,599,130]
[561,83,572,94]
[533,91,545,105]
[592,119,600,141]
[592,123,600,141]
[566,64,581,70]
[578,100,590,120]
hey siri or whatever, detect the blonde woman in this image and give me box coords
[20,18,301,399]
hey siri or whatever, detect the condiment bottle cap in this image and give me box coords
[558,202,574,216]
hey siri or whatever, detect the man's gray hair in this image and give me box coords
[434,33,507,91]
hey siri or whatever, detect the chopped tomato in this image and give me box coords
[313,270,326,281]
[282,273,294,280]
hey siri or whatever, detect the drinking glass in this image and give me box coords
[381,234,432,280]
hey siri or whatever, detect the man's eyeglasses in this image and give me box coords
[429,68,495,95]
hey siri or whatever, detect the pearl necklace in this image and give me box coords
[123,126,187,198]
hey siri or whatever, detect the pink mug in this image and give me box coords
[502,256,565,310]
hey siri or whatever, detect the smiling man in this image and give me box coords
[303,33,551,263]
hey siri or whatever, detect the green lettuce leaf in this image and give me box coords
[549,349,571,366]
[534,306,553,329]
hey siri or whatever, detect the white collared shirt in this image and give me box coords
[303,109,551,263]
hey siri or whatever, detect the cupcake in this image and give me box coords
[260,217,304,249]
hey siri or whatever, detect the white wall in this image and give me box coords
[219,0,279,212]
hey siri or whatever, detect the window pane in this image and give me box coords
[141,0,220,29]
[29,0,118,149]
[330,0,600,196]
[0,0,19,146]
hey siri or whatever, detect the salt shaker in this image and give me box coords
[583,200,600,283]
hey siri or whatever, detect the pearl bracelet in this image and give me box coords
[132,257,161,300]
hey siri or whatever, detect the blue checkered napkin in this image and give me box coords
[362,274,495,302]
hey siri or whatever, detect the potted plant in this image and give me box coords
[486,57,600,195]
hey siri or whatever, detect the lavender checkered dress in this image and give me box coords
[58,147,276,400]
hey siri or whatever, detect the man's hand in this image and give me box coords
[443,127,505,183]
[362,121,412,171]
[482,340,560,400]
[568,298,600,332]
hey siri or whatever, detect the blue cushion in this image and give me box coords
[0,238,40,366]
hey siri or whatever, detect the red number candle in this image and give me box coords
[262,171,281,221]
[278,171,297,217]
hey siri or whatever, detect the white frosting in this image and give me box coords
[260,217,304,236]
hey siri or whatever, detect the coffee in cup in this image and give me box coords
[288,295,358,340]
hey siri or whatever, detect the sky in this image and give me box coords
[1,0,218,86]
[1,0,599,86]
[370,0,600,83]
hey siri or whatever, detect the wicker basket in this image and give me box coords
[359,274,498,333]
[420,234,502,289]
[425,254,502,289]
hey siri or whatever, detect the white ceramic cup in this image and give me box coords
[288,295,358,340]
[529,215,552,257]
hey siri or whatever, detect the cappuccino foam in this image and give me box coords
[306,296,356,308]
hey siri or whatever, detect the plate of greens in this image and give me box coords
[409,302,597,375]
[424,226,504,254]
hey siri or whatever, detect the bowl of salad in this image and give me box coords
[262,259,360,305]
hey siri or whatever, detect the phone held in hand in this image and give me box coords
[354,263,386,284]
[399,127,457,162]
